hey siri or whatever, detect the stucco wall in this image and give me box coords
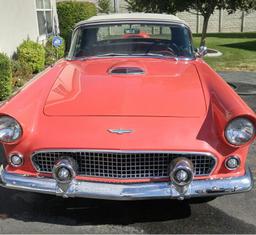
[0,0,58,57]
[84,0,256,33]
[243,11,256,32]
[176,10,256,33]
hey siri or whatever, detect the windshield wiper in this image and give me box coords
[96,52,176,58]
[94,53,130,57]
[133,53,178,60]
[66,53,129,61]
[67,52,178,61]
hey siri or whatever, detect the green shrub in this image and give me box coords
[17,40,45,73]
[12,60,33,88]
[0,53,12,101]
[57,1,97,50]
[45,36,65,66]
[98,0,112,13]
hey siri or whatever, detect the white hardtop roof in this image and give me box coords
[75,13,188,28]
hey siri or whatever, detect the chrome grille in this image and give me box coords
[31,151,216,179]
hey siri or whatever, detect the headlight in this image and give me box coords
[0,116,22,143]
[225,117,255,146]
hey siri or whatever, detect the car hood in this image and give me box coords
[44,58,206,117]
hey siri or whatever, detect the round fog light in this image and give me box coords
[175,169,189,183]
[169,158,194,187]
[53,158,77,184]
[225,156,240,170]
[56,167,72,182]
[9,154,23,167]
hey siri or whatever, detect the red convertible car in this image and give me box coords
[0,13,255,201]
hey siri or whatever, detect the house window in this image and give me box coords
[36,0,53,36]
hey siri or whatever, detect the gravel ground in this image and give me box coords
[0,72,255,234]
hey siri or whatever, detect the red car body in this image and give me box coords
[0,14,255,200]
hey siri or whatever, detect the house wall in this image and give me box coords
[0,0,59,57]
[0,0,39,57]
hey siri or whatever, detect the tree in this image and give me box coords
[126,0,189,14]
[125,0,256,46]
[186,0,255,46]
[98,0,112,14]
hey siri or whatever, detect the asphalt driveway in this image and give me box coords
[0,72,255,234]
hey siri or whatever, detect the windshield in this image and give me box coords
[68,23,194,59]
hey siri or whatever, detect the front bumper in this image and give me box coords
[0,166,253,200]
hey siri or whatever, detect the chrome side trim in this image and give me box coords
[0,166,252,200]
[30,150,218,177]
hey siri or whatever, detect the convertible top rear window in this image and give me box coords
[68,23,194,59]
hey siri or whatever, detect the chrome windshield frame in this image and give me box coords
[66,20,196,61]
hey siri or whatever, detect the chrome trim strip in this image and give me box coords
[30,150,217,177]
[0,166,253,200]
[75,21,190,31]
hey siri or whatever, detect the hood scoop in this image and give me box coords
[109,67,145,75]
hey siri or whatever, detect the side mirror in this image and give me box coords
[197,46,208,57]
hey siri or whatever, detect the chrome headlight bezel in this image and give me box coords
[0,115,23,143]
[225,117,255,146]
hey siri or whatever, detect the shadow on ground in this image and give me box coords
[0,188,190,225]
[0,188,255,233]
[194,32,256,39]
[220,40,256,52]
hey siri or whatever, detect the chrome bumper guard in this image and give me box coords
[0,166,253,200]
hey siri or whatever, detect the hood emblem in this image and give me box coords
[108,129,134,135]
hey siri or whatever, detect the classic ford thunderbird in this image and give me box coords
[0,13,255,201]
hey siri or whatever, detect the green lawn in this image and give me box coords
[193,32,256,71]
